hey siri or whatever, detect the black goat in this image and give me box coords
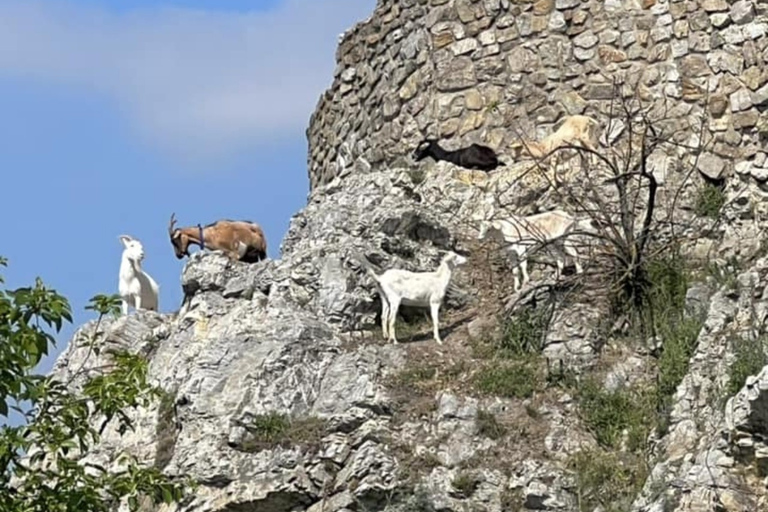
[412,138,503,172]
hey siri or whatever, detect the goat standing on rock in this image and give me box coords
[118,235,159,315]
[168,213,268,263]
[412,138,503,185]
[358,251,467,345]
[476,209,593,292]
[510,114,601,183]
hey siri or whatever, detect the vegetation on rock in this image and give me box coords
[0,256,191,511]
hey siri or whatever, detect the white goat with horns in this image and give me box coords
[357,251,467,345]
[118,235,160,315]
[476,209,594,291]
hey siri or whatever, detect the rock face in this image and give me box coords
[49,162,768,511]
[44,1,768,511]
[629,268,768,512]
[49,163,609,511]
[308,0,768,189]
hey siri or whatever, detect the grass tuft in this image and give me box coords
[240,412,329,453]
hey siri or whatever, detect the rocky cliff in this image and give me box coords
[47,0,768,511]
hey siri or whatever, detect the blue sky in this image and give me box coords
[0,0,376,379]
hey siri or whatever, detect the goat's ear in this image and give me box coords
[119,235,132,246]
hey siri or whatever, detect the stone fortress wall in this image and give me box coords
[306,0,768,190]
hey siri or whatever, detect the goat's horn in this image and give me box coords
[169,213,177,235]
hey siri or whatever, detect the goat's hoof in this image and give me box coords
[435,339,443,345]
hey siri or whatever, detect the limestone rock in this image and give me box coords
[40,1,768,511]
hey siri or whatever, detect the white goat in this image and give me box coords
[359,252,468,345]
[477,210,591,291]
[511,114,601,182]
[118,235,159,315]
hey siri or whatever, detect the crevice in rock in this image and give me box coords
[220,492,315,512]
[380,211,453,250]
[153,388,179,471]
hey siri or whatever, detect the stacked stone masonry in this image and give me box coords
[306,0,768,190]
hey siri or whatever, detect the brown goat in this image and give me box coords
[511,114,601,183]
[168,213,267,263]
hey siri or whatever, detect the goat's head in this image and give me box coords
[442,251,468,269]
[168,213,190,259]
[412,138,437,161]
[476,219,505,243]
[575,216,601,234]
[119,235,145,263]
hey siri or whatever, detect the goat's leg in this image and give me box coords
[563,239,583,274]
[380,296,390,339]
[520,257,530,287]
[584,139,600,173]
[388,297,401,344]
[121,299,129,316]
[512,266,521,292]
[430,302,443,345]
[555,257,564,281]
[135,294,142,311]
[510,247,525,291]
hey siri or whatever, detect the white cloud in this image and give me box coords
[0,0,376,163]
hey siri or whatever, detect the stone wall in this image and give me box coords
[306,0,768,190]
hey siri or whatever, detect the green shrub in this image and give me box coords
[391,359,466,390]
[577,378,654,451]
[655,316,702,416]
[611,247,694,340]
[474,360,539,399]
[727,335,768,396]
[545,361,578,390]
[396,365,438,385]
[473,306,550,360]
[702,256,739,291]
[0,258,191,511]
[694,182,726,218]
[497,307,549,356]
[646,252,689,313]
[603,248,706,442]
[644,253,704,430]
[240,412,329,452]
[567,449,648,512]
